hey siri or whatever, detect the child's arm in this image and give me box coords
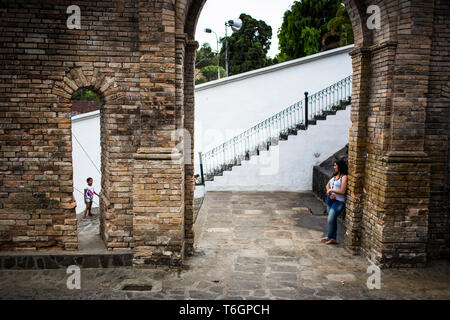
[94,191,99,197]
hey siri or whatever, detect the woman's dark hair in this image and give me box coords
[333,159,348,176]
[86,177,93,183]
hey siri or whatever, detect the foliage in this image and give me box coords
[194,13,275,83]
[219,13,274,76]
[71,88,101,102]
[200,65,226,82]
[321,4,354,51]
[195,76,208,85]
[195,43,219,69]
[278,0,353,62]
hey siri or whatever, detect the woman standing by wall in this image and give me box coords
[321,159,348,245]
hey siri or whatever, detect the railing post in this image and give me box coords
[199,152,205,185]
[304,91,309,128]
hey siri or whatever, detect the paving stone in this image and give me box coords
[266,273,298,282]
[315,289,337,297]
[270,265,298,273]
[236,257,265,265]
[188,290,218,300]
[228,280,263,290]
[297,287,316,296]
[222,296,244,300]
[0,192,449,300]
[209,286,224,295]
[270,289,297,299]
[234,264,266,273]
[227,290,250,297]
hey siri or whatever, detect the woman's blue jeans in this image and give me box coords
[326,196,345,240]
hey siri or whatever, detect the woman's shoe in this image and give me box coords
[325,239,337,245]
[320,237,329,243]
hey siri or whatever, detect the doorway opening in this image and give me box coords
[70,87,105,252]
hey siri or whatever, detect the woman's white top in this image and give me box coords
[329,175,346,203]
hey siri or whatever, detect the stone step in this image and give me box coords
[314,114,327,121]
[205,104,350,182]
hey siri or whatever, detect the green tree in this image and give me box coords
[195,43,218,69]
[200,65,226,82]
[71,88,101,102]
[220,13,273,76]
[321,4,354,51]
[278,0,352,62]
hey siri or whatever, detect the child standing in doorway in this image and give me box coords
[83,177,99,220]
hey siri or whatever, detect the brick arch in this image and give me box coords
[182,0,378,44]
[341,0,395,48]
[178,0,449,268]
[51,68,121,252]
[183,0,207,40]
[52,68,119,104]
[342,0,372,47]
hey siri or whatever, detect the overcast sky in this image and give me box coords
[195,0,295,58]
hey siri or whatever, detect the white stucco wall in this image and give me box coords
[194,45,353,175]
[205,106,351,191]
[72,111,101,213]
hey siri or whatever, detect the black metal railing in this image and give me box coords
[200,75,352,181]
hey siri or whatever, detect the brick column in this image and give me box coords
[345,47,371,253]
[345,0,435,267]
[183,40,198,255]
[424,0,450,259]
[131,0,186,267]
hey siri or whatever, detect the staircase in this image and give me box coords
[199,75,352,183]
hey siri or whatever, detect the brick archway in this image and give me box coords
[181,0,450,267]
[54,67,122,251]
[0,0,448,268]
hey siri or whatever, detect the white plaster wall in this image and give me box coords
[71,111,101,213]
[194,45,353,175]
[205,106,351,191]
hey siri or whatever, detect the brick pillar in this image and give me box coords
[183,40,198,255]
[345,0,435,267]
[425,0,450,260]
[345,48,371,253]
[131,0,186,267]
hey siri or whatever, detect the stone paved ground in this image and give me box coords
[0,191,449,300]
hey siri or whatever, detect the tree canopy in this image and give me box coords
[197,65,226,84]
[278,0,353,62]
[194,13,276,84]
[220,13,274,76]
[71,88,101,102]
[195,43,218,70]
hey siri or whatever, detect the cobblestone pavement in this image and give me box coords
[0,191,449,300]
